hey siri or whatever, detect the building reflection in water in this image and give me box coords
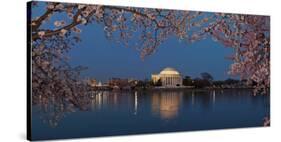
[212,90,216,104]
[151,91,182,120]
[192,91,195,106]
[134,91,138,115]
[90,91,136,113]
[89,90,217,118]
[90,91,119,111]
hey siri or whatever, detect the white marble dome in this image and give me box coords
[160,67,180,75]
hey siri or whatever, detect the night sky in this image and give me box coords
[32,2,235,82]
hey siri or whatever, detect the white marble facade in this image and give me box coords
[152,67,182,87]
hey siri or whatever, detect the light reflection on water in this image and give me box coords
[32,89,270,140]
[151,91,182,119]
[88,90,183,120]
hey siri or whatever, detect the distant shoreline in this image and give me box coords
[90,87,254,92]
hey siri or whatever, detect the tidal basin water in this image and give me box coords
[32,89,269,140]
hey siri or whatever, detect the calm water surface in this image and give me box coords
[32,89,269,140]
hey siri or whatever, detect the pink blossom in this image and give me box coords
[55,4,64,10]
[60,29,67,36]
[72,27,81,33]
[78,5,85,9]
[54,20,65,27]
[38,31,45,38]
[47,4,55,10]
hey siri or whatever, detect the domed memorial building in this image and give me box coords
[152,67,183,87]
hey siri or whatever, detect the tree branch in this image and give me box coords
[32,6,96,41]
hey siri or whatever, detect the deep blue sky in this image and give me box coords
[32,2,235,82]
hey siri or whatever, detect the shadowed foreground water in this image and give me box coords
[32,89,269,140]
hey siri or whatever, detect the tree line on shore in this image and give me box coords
[92,72,253,90]
[181,72,250,89]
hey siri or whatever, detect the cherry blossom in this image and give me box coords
[30,2,270,121]
[54,20,65,27]
[60,29,67,36]
[37,31,45,38]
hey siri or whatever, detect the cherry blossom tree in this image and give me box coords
[30,2,270,125]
